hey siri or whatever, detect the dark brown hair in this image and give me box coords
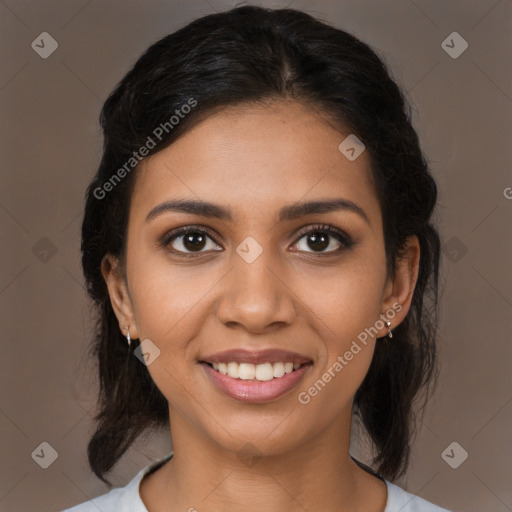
[81,5,441,486]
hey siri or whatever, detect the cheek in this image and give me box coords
[126,261,208,406]
[126,245,230,398]
[292,259,387,412]
[128,258,210,348]
[293,263,385,415]
[294,255,386,342]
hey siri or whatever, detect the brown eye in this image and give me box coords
[163,227,223,255]
[291,224,353,254]
[303,232,330,252]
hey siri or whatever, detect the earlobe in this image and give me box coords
[101,254,139,339]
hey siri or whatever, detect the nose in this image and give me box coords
[216,247,296,334]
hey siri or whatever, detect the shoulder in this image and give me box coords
[58,453,174,512]
[59,484,134,512]
[384,480,453,512]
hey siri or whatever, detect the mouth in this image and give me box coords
[198,349,313,403]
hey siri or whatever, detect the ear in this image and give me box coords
[377,235,420,336]
[101,254,139,340]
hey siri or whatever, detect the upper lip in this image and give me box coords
[200,349,312,365]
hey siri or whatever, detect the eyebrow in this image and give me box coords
[146,198,370,225]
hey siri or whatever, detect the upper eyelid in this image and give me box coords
[293,223,350,241]
[164,224,350,249]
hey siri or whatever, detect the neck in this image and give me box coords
[140,411,387,512]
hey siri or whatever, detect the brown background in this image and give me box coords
[1,1,511,511]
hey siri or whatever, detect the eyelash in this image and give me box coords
[161,223,353,258]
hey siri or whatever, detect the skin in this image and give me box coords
[102,99,420,512]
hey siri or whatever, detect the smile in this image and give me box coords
[208,361,302,381]
[199,348,313,402]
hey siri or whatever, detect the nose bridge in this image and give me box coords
[216,237,295,331]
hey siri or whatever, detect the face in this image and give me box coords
[104,99,418,457]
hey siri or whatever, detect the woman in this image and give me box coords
[62,5,452,511]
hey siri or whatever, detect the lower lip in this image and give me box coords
[201,362,312,403]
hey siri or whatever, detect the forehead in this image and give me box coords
[131,100,380,226]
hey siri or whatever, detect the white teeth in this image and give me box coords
[209,361,304,381]
[239,363,256,380]
[255,362,274,381]
[227,362,239,378]
[273,362,285,378]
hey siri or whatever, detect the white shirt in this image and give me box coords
[61,453,452,512]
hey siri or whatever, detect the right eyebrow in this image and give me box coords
[146,199,232,222]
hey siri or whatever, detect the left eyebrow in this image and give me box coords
[145,198,370,225]
[278,198,370,225]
